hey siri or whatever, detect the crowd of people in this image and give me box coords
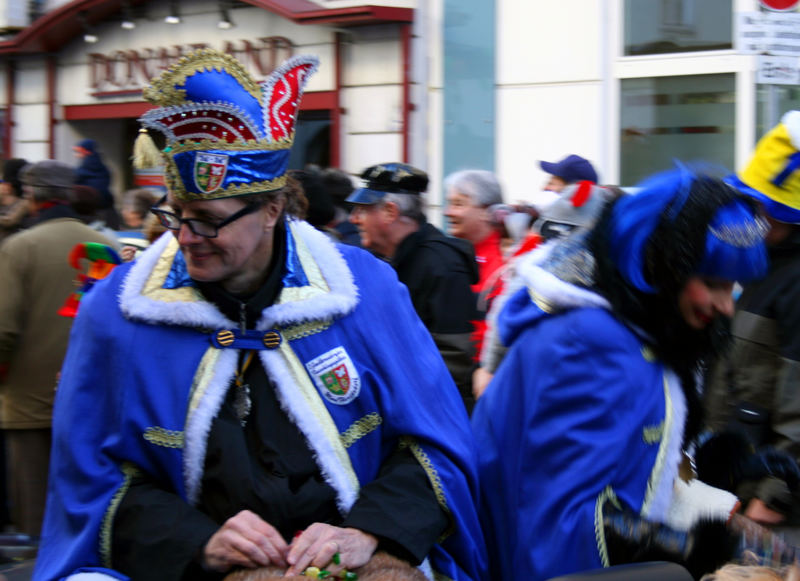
[0,49,798,581]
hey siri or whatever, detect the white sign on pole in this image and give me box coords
[737,11,800,56]
[757,54,800,84]
[737,12,769,53]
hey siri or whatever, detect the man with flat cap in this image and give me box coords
[0,160,114,537]
[540,153,598,193]
[348,163,478,412]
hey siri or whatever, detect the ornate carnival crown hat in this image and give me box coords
[140,49,318,201]
[728,110,800,224]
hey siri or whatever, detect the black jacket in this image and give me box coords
[391,222,479,410]
[705,228,800,522]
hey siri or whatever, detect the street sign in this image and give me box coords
[759,0,800,11]
[757,54,800,84]
[737,11,800,56]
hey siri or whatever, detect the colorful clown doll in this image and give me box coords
[33,49,486,581]
[472,166,776,580]
[704,110,800,530]
[57,242,121,317]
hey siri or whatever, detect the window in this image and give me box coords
[620,74,736,186]
[625,0,732,56]
[288,111,331,169]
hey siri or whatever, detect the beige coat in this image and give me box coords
[0,213,114,429]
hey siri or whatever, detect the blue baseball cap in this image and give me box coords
[540,154,598,184]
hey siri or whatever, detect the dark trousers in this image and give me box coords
[6,428,51,536]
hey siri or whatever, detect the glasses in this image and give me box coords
[150,195,262,238]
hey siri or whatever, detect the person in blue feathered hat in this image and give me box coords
[472,165,781,580]
[34,49,486,581]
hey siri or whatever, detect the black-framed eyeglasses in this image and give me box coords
[149,195,261,238]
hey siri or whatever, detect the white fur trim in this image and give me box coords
[260,220,359,328]
[644,369,687,523]
[516,243,611,312]
[120,232,231,328]
[666,478,739,532]
[782,110,800,150]
[184,349,239,504]
[120,221,362,506]
[121,221,359,330]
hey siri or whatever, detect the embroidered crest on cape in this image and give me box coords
[305,347,361,405]
[194,153,228,193]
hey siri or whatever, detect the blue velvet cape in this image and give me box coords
[472,249,686,581]
[34,220,487,581]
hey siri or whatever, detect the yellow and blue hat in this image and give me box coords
[140,49,318,201]
[728,110,800,224]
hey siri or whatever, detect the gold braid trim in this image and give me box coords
[164,159,288,202]
[188,348,222,416]
[594,485,622,568]
[100,462,141,567]
[340,413,382,449]
[168,137,293,153]
[144,49,262,106]
[399,437,454,542]
[641,372,673,517]
[282,320,332,342]
[642,421,664,445]
[144,427,185,449]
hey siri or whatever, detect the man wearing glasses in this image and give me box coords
[34,51,485,581]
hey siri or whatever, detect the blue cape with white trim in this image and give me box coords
[471,250,686,580]
[34,220,486,581]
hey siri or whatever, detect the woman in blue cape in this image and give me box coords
[34,50,486,581]
[472,168,772,580]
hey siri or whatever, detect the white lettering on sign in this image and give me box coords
[88,37,293,94]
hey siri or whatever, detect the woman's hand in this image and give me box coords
[285,523,378,577]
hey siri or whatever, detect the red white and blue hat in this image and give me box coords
[140,49,318,201]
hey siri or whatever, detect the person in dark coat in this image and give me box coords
[73,138,121,228]
[348,163,479,412]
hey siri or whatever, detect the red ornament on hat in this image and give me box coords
[571,180,593,208]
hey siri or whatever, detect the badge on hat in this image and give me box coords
[194,153,229,194]
[305,347,361,405]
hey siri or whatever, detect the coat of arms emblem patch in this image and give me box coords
[305,347,361,405]
[194,153,228,193]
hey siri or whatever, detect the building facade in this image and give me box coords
[0,0,797,219]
